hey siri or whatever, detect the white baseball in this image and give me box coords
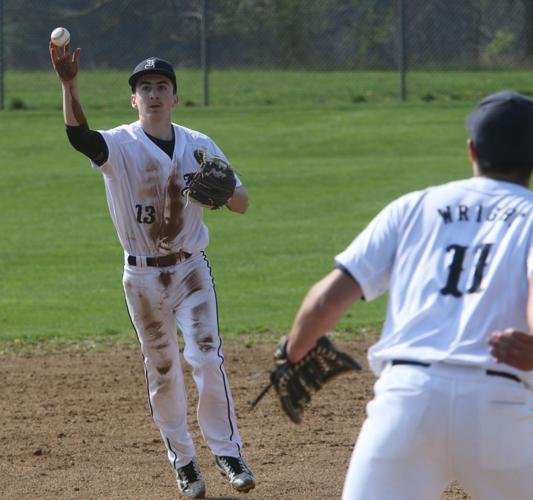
[50,27,70,48]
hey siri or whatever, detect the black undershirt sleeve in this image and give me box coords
[66,123,109,166]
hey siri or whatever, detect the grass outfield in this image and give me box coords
[5,69,533,110]
[1,69,516,345]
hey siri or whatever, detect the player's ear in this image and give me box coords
[173,94,179,107]
[467,139,480,175]
[467,139,478,162]
[131,93,137,109]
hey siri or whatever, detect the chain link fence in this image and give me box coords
[1,0,533,109]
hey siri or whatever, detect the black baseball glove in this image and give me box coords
[182,149,237,209]
[251,336,361,424]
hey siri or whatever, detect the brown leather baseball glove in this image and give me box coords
[182,149,237,209]
[251,336,361,423]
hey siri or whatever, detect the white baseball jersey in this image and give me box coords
[336,176,533,384]
[91,121,242,257]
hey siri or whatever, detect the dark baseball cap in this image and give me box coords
[466,90,533,167]
[128,57,177,93]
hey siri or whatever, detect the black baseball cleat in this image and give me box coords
[176,459,206,499]
[215,455,256,493]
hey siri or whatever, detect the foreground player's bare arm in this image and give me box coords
[286,269,363,363]
[487,273,533,371]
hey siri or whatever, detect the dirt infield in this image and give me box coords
[1,340,470,499]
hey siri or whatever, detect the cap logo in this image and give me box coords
[144,58,156,69]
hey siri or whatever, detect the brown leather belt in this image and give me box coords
[391,359,522,384]
[127,251,192,268]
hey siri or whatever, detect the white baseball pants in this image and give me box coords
[342,362,533,500]
[123,251,242,469]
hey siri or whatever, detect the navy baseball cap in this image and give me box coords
[128,57,177,93]
[466,90,533,167]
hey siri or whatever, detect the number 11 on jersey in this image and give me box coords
[441,243,493,298]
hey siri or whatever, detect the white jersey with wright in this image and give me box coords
[336,177,533,383]
[91,121,241,257]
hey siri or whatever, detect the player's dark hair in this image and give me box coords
[476,157,533,179]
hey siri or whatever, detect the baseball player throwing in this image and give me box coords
[284,91,533,499]
[50,41,255,498]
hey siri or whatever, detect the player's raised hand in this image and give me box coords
[488,328,533,371]
[49,42,81,83]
